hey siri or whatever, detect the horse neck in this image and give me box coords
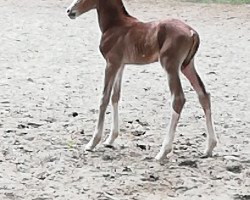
[97,0,134,33]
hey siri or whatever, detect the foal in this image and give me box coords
[66,0,218,160]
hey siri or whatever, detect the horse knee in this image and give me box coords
[111,93,120,105]
[100,97,110,111]
[198,92,211,111]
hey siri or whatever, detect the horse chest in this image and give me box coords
[100,24,160,64]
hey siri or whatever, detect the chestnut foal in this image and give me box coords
[66,0,218,160]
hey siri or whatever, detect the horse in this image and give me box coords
[66,0,218,161]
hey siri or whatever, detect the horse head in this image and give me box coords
[67,0,97,19]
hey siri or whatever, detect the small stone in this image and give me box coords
[14,140,21,145]
[179,160,198,168]
[202,132,207,137]
[135,119,149,126]
[132,130,146,136]
[103,174,110,178]
[224,124,229,128]
[142,156,154,161]
[72,112,78,117]
[1,101,10,104]
[136,144,147,150]
[224,155,240,161]
[17,124,28,129]
[0,154,4,162]
[122,166,132,172]
[24,136,35,141]
[185,140,192,146]
[5,130,16,133]
[16,132,28,136]
[37,172,49,180]
[141,174,159,182]
[44,117,57,123]
[234,194,250,200]
[226,164,242,173]
[27,122,43,128]
[207,71,217,75]
[4,192,15,199]
[179,146,188,150]
[102,155,113,161]
[27,78,34,82]
[104,144,115,149]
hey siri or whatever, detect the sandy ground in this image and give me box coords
[0,0,250,199]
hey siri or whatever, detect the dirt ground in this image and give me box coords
[0,0,250,199]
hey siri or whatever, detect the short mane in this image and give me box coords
[120,0,131,17]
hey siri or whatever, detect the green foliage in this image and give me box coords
[66,140,74,149]
[182,0,250,4]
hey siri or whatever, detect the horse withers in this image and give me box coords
[66,0,218,161]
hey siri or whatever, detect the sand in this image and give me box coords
[0,0,249,199]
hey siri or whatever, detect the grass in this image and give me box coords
[181,0,250,4]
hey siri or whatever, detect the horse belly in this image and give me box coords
[124,44,159,64]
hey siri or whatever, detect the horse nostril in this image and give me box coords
[67,9,70,14]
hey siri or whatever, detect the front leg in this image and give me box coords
[104,66,124,146]
[85,62,120,151]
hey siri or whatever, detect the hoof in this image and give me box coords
[103,132,118,146]
[84,144,95,152]
[155,153,165,162]
[203,149,213,158]
[203,138,218,157]
[155,148,172,161]
[84,136,101,151]
[103,140,114,147]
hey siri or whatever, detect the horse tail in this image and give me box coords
[182,30,200,67]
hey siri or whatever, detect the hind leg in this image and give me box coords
[181,59,218,157]
[155,59,186,161]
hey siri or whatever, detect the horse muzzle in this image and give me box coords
[67,9,77,19]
